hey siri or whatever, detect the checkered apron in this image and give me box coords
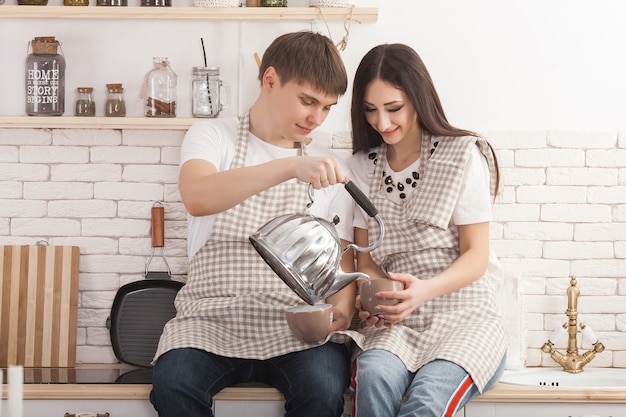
[357,135,506,391]
[155,113,358,362]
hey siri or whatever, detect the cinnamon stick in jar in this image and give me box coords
[146,97,176,117]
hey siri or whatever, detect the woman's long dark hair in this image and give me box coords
[350,43,499,195]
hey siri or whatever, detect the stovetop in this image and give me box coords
[1,367,153,384]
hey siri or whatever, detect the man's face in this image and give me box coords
[269,77,339,142]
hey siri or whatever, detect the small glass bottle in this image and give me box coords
[260,0,286,6]
[141,0,171,5]
[145,57,176,118]
[64,0,88,5]
[96,0,127,5]
[74,87,95,117]
[105,83,126,117]
[25,36,66,116]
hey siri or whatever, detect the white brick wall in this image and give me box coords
[1,127,625,369]
[485,129,626,368]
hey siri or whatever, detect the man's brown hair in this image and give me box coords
[258,31,347,97]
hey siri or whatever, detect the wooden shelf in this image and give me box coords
[0,116,197,130]
[0,5,377,22]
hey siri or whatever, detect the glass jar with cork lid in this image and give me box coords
[74,87,95,116]
[260,0,286,6]
[105,83,126,117]
[141,0,171,5]
[143,57,177,118]
[25,36,66,116]
[96,0,127,5]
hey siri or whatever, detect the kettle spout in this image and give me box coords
[324,271,370,299]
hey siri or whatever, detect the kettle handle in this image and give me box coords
[306,180,384,253]
[307,180,378,218]
[342,179,385,254]
[343,179,378,218]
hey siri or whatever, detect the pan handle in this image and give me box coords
[151,202,165,248]
[146,201,171,278]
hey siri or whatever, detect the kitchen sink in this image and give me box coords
[500,367,626,388]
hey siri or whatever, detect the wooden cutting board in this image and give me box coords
[0,244,80,367]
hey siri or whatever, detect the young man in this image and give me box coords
[150,31,357,417]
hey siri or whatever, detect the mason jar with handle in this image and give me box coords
[191,66,230,118]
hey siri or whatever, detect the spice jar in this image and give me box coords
[260,0,286,6]
[96,0,127,4]
[143,57,177,118]
[141,0,171,5]
[25,36,66,116]
[64,0,88,5]
[74,87,95,116]
[105,83,126,117]
[18,0,49,4]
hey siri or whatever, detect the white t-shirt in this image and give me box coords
[348,145,493,229]
[180,118,355,260]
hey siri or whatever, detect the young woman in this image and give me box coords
[347,43,507,417]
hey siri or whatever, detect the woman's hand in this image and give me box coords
[355,294,388,328]
[358,272,429,327]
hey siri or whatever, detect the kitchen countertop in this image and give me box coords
[2,382,626,403]
[2,365,626,403]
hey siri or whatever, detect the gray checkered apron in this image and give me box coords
[155,113,359,362]
[357,134,506,391]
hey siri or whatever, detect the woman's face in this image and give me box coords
[363,78,420,147]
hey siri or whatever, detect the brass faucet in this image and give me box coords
[541,276,605,373]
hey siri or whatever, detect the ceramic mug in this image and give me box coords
[359,279,404,316]
[285,303,333,342]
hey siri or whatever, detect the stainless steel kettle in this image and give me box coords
[249,180,384,305]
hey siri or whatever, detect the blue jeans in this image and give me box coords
[150,344,350,417]
[351,349,506,417]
